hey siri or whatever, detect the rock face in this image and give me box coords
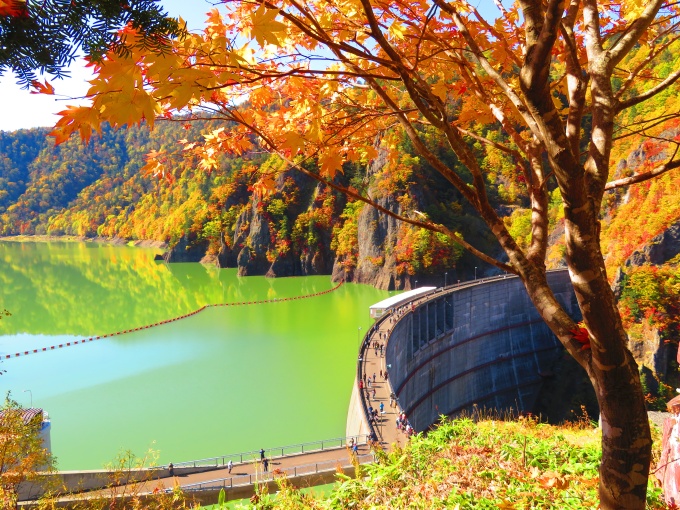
[161,158,456,289]
[203,170,343,277]
[338,192,406,290]
[629,326,670,388]
[611,218,680,293]
[236,200,272,276]
[216,231,237,268]
[332,150,454,290]
[608,218,680,389]
[162,234,209,263]
[162,154,456,288]
[330,151,407,290]
[625,219,680,267]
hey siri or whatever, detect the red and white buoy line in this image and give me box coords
[3,282,343,360]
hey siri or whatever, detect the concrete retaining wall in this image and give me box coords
[18,465,221,501]
[19,465,362,508]
[386,270,580,432]
[346,375,371,438]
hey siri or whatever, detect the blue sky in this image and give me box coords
[0,0,212,132]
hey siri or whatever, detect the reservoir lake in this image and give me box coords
[0,240,392,470]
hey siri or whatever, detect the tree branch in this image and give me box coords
[433,0,545,142]
[616,68,680,113]
[605,154,680,190]
[582,0,603,60]
[606,0,666,69]
[524,0,564,82]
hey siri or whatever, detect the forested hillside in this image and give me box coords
[1,108,680,290]
[0,120,476,287]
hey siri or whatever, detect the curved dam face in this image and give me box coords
[384,270,580,432]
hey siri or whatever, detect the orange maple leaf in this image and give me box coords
[570,324,591,350]
[30,80,55,95]
[251,174,277,197]
[319,151,344,178]
[250,4,286,47]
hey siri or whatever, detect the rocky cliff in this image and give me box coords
[163,151,465,289]
[609,217,680,394]
[167,168,346,278]
[625,219,680,268]
[331,151,412,290]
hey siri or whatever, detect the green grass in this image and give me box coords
[229,417,666,509]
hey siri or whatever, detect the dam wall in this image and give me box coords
[383,270,580,432]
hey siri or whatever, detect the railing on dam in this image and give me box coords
[180,453,375,492]
[170,435,369,469]
[357,315,388,442]
[380,269,579,434]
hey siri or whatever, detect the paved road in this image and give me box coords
[358,310,413,451]
[136,444,372,493]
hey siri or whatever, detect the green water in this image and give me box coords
[0,241,391,470]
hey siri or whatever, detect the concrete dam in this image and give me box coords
[348,269,581,436]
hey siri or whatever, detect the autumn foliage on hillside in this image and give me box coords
[602,119,680,270]
[0,124,464,275]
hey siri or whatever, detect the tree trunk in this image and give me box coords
[593,345,651,508]
[516,255,651,508]
[567,179,651,508]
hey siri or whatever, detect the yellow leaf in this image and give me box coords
[169,82,197,110]
[389,21,406,41]
[252,174,277,196]
[623,0,646,22]
[281,131,305,155]
[250,4,286,47]
[432,80,448,101]
[319,151,344,178]
[141,150,173,182]
[49,105,103,144]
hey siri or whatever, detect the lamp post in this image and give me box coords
[415,279,418,289]
[444,272,447,288]
[474,267,477,280]
[357,326,362,348]
[23,389,32,408]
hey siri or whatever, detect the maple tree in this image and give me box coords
[48,0,680,507]
[0,394,54,508]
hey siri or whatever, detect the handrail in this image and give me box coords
[169,435,369,469]
[179,453,375,492]
[357,312,391,442]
